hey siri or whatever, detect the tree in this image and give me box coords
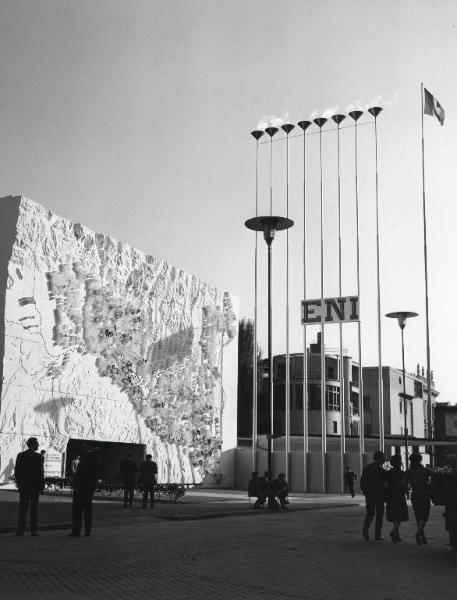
[237,318,262,438]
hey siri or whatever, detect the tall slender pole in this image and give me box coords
[245,216,294,480]
[298,120,311,492]
[369,107,384,453]
[332,114,346,494]
[281,124,295,485]
[386,312,418,467]
[420,83,434,464]
[264,127,279,475]
[267,240,273,476]
[401,327,409,469]
[314,117,328,493]
[349,110,365,475]
[250,130,264,472]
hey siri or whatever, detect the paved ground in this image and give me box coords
[0,490,455,599]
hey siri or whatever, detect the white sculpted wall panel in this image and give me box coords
[0,196,238,485]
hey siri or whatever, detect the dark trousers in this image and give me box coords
[142,484,155,507]
[363,496,385,537]
[72,489,94,535]
[123,483,135,507]
[16,488,40,534]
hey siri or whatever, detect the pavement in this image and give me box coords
[0,489,456,599]
[0,487,355,532]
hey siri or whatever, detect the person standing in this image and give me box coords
[69,447,100,537]
[385,454,409,543]
[139,454,157,508]
[360,450,387,541]
[343,467,358,498]
[407,453,432,545]
[120,453,137,508]
[14,437,44,536]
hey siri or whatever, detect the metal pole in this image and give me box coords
[333,114,346,494]
[349,111,365,475]
[282,124,294,484]
[314,117,327,493]
[368,108,385,453]
[401,327,408,469]
[267,240,273,476]
[250,131,264,473]
[298,120,311,493]
[421,83,434,465]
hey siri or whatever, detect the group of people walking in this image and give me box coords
[248,471,289,510]
[13,438,158,537]
[361,450,432,545]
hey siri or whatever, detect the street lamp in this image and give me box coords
[245,215,294,476]
[386,311,419,468]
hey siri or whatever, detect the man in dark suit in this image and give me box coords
[14,437,44,536]
[120,453,137,508]
[69,447,100,537]
[360,450,387,541]
[139,454,158,508]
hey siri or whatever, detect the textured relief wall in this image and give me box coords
[0,196,238,485]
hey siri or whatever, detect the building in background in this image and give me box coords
[434,403,457,466]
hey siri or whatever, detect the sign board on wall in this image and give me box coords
[301,296,359,325]
[43,449,63,477]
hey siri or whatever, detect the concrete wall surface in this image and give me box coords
[0,196,238,486]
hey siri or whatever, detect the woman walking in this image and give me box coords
[407,453,431,545]
[386,454,409,543]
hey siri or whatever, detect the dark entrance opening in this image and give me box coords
[65,439,145,483]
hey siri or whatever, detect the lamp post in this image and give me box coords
[245,215,294,476]
[386,311,418,468]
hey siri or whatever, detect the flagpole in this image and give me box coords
[421,82,434,464]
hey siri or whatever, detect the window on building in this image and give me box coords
[414,380,423,398]
[333,421,338,434]
[277,363,286,379]
[351,392,359,415]
[274,385,285,409]
[292,359,303,379]
[400,426,403,435]
[352,365,360,386]
[326,385,340,411]
[399,376,402,384]
[327,366,335,379]
[295,385,303,410]
[308,384,320,409]
[399,400,403,414]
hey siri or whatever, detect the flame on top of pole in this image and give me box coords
[368,106,383,118]
[265,127,279,138]
[331,114,346,126]
[251,130,265,141]
[313,117,328,129]
[281,123,295,135]
[348,110,363,121]
[297,120,312,131]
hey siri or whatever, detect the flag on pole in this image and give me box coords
[424,88,445,126]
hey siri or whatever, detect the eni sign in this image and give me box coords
[301,296,359,324]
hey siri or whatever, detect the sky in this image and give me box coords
[0,0,456,403]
